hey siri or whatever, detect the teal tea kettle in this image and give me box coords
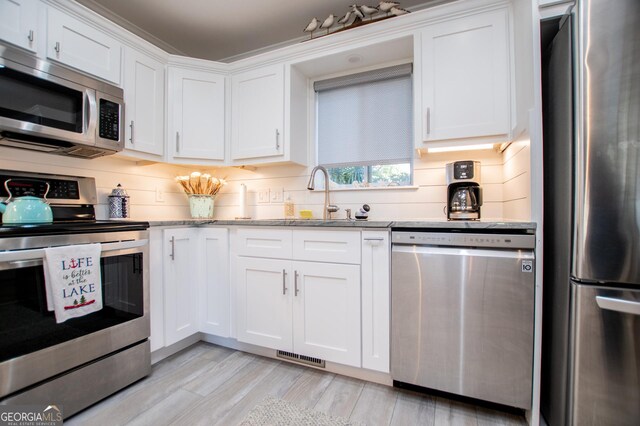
[0,179,54,224]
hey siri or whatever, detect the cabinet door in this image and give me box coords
[231,64,284,160]
[420,9,509,142]
[123,47,165,156]
[200,228,230,337]
[168,67,225,161]
[47,7,121,84]
[236,257,292,351]
[292,261,361,367]
[0,0,38,52]
[163,228,199,346]
[361,231,390,372]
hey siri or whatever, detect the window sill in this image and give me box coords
[311,185,420,192]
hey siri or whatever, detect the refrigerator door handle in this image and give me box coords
[595,296,640,316]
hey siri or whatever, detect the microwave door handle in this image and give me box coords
[85,90,98,140]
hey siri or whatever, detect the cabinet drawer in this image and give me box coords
[236,228,292,259]
[292,230,361,264]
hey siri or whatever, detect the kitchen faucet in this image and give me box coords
[307,165,339,220]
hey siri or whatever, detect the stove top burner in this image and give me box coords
[0,220,150,238]
[0,170,150,238]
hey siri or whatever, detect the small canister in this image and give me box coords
[108,183,130,219]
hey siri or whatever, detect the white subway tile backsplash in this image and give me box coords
[1,135,533,222]
[0,147,192,220]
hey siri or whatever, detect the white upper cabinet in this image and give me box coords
[0,0,38,52]
[46,7,122,84]
[167,66,225,162]
[231,63,284,161]
[419,8,510,145]
[123,47,165,157]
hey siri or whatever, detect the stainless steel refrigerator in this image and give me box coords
[541,0,640,425]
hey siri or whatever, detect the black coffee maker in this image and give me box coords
[446,161,483,220]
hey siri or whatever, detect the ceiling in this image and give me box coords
[74,0,444,62]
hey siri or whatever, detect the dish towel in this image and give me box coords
[44,243,103,323]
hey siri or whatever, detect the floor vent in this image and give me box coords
[277,350,326,368]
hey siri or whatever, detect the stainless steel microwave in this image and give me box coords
[0,43,124,158]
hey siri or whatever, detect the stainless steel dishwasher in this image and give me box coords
[391,231,535,409]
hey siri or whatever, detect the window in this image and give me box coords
[315,64,413,188]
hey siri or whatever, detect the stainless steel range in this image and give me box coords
[0,170,150,418]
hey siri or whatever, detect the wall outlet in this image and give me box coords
[258,188,270,203]
[155,187,165,202]
[270,188,284,203]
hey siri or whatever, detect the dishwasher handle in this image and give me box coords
[392,243,535,261]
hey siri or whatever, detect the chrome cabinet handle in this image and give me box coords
[175,132,180,153]
[596,296,640,316]
[294,270,299,296]
[169,236,175,260]
[275,129,280,150]
[28,30,34,42]
[364,237,384,241]
[426,107,431,135]
[282,269,287,295]
[129,120,134,144]
[54,42,60,53]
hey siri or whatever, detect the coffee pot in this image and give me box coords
[450,186,479,212]
[446,161,483,220]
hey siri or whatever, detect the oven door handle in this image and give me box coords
[0,239,148,264]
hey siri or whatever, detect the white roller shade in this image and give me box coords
[315,64,413,168]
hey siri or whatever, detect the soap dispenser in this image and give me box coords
[284,195,295,218]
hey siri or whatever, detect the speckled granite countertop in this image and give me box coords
[146,219,536,231]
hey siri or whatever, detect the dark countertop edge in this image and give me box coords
[146,219,537,230]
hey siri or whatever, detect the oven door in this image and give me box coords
[0,236,149,399]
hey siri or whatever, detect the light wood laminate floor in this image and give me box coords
[67,342,527,426]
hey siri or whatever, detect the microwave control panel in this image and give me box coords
[99,99,120,141]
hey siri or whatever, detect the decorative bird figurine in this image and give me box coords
[320,14,336,35]
[378,1,400,14]
[350,4,365,21]
[389,6,410,16]
[338,11,353,28]
[304,17,320,38]
[360,5,379,20]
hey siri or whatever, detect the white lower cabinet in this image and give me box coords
[292,261,361,367]
[236,257,292,350]
[236,256,361,367]
[163,228,200,346]
[361,231,390,372]
[151,227,230,351]
[151,226,389,376]
[200,228,230,337]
